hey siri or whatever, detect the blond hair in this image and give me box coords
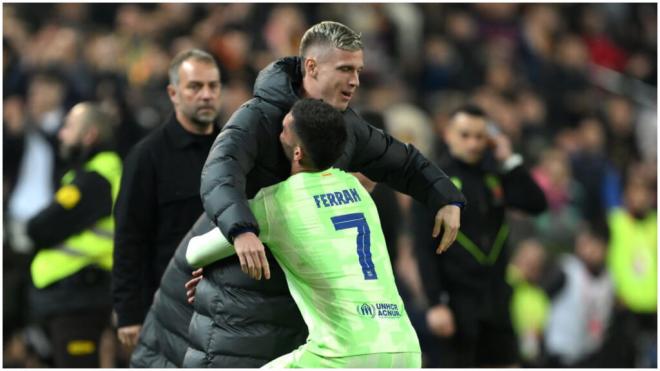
[299,21,362,58]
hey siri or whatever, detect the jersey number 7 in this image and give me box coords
[331,213,378,280]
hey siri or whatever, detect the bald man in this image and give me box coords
[16,102,122,367]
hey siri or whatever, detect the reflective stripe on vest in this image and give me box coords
[90,226,114,239]
[455,223,509,265]
[31,152,121,289]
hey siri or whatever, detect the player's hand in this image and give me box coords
[185,268,204,304]
[117,324,142,347]
[426,304,455,337]
[234,232,271,280]
[433,204,460,254]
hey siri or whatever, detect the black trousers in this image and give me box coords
[48,310,110,368]
[430,283,519,368]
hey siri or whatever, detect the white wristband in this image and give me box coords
[502,153,523,172]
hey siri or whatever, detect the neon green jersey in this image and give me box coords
[188,168,420,358]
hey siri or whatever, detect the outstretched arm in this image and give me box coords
[185,228,235,268]
[184,229,264,305]
[346,110,465,253]
[348,115,465,211]
[186,227,271,280]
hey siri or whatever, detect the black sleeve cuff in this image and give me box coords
[227,225,259,244]
[115,306,147,328]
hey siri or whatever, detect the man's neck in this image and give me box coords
[69,144,103,169]
[300,74,318,101]
[290,161,316,176]
[175,111,213,135]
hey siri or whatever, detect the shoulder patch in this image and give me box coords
[56,184,81,209]
[450,176,462,191]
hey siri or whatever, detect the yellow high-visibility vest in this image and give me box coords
[31,151,122,289]
[607,208,657,313]
[507,265,549,337]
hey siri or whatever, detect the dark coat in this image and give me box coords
[130,215,214,368]
[132,56,465,368]
[412,153,546,366]
[413,154,546,300]
[112,115,217,327]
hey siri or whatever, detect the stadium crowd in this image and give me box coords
[3,3,656,368]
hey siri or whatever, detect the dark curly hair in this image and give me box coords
[290,98,348,170]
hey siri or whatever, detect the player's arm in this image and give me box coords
[186,228,235,268]
[184,230,235,305]
[187,196,271,279]
[347,109,465,210]
[347,109,465,253]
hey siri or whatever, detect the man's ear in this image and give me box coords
[304,57,317,78]
[167,84,177,106]
[83,126,99,148]
[443,125,452,142]
[293,145,304,162]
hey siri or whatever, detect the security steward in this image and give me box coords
[12,102,122,367]
[412,104,547,367]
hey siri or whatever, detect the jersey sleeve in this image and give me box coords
[185,227,233,268]
[185,190,272,268]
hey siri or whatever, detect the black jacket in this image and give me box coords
[130,215,215,368]
[131,212,307,368]
[412,154,546,367]
[413,154,546,315]
[132,56,465,368]
[112,115,217,327]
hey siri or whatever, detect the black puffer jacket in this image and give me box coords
[130,215,215,368]
[182,56,465,367]
[183,241,306,367]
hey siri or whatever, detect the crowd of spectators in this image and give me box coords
[4,3,656,368]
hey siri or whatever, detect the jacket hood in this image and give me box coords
[253,56,302,111]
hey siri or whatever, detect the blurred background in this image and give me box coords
[3,3,657,368]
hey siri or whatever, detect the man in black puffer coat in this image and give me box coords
[131,21,465,368]
[129,216,212,367]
